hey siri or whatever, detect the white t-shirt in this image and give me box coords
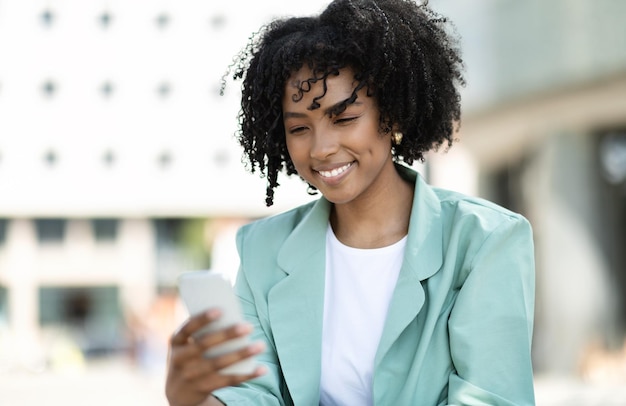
[320,225,406,406]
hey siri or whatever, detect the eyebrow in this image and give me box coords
[283,100,364,119]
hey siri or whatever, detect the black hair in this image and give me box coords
[224,0,465,206]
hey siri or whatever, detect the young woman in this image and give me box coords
[165,0,536,405]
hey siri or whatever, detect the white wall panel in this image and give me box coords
[0,0,330,217]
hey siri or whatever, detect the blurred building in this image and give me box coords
[434,0,626,379]
[0,0,321,371]
[1,0,625,384]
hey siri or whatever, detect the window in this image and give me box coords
[91,219,118,243]
[102,149,116,167]
[0,285,8,325]
[41,79,58,98]
[155,13,171,29]
[38,286,126,356]
[98,11,113,29]
[597,130,626,324]
[99,81,114,98]
[599,131,626,185]
[154,218,183,247]
[153,218,211,286]
[40,9,55,28]
[43,149,59,167]
[156,82,172,98]
[0,219,8,246]
[157,150,173,169]
[212,149,230,168]
[209,14,226,30]
[35,219,66,244]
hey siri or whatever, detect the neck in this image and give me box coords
[330,163,414,249]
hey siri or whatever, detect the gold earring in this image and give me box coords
[392,131,403,145]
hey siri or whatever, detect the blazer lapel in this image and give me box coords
[267,198,331,406]
[375,169,444,367]
[265,166,443,403]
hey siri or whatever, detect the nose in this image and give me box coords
[310,127,339,160]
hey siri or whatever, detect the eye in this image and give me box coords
[334,116,357,125]
[288,126,308,135]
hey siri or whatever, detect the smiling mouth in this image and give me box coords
[317,162,353,178]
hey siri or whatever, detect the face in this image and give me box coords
[282,67,396,206]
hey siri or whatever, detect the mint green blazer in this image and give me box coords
[214,166,535,406]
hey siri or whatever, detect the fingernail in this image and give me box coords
[248,341,265,354]
[235,323,252,334]
[206,309,221,319]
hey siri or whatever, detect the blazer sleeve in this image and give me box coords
[212,231,288,406]
[446,216,536,406]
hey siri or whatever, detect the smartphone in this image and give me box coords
[177,270,257,375]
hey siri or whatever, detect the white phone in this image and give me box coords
[177,270,257,375]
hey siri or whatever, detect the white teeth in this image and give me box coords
[318,163,352,178]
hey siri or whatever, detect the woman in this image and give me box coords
[166,0,536,405]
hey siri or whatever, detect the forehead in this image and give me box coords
[283,66,358,104]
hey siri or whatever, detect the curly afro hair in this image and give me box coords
[224,0,465,206]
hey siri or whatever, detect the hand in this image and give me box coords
[165,309,267,406]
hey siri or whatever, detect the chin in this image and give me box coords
[320,192,356,205]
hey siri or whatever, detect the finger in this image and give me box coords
[208,341,266,373]
[182,341,265,381]
[170,309,222,346]
[171,324,256,370]
[196,323,253,350]
[195,364,268,392]
[168,341,207,369]
[172,347,267,396]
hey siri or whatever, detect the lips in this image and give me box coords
[316,162,353,178]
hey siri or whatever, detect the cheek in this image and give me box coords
[286,139,316,181]
[286,138,305,166]
[285,138,295,159]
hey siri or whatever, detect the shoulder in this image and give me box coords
[236,199,319,251]
[433,187,531,235]
[427,187,534,268]
[239,199,318,236]
[428,188,535,288]
[402,163,531,238]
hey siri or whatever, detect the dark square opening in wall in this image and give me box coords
[38,285,126,357]
[0,219,8,246]
[92,219,119,242]
[0,285,8,324]
[35,219,66,244]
